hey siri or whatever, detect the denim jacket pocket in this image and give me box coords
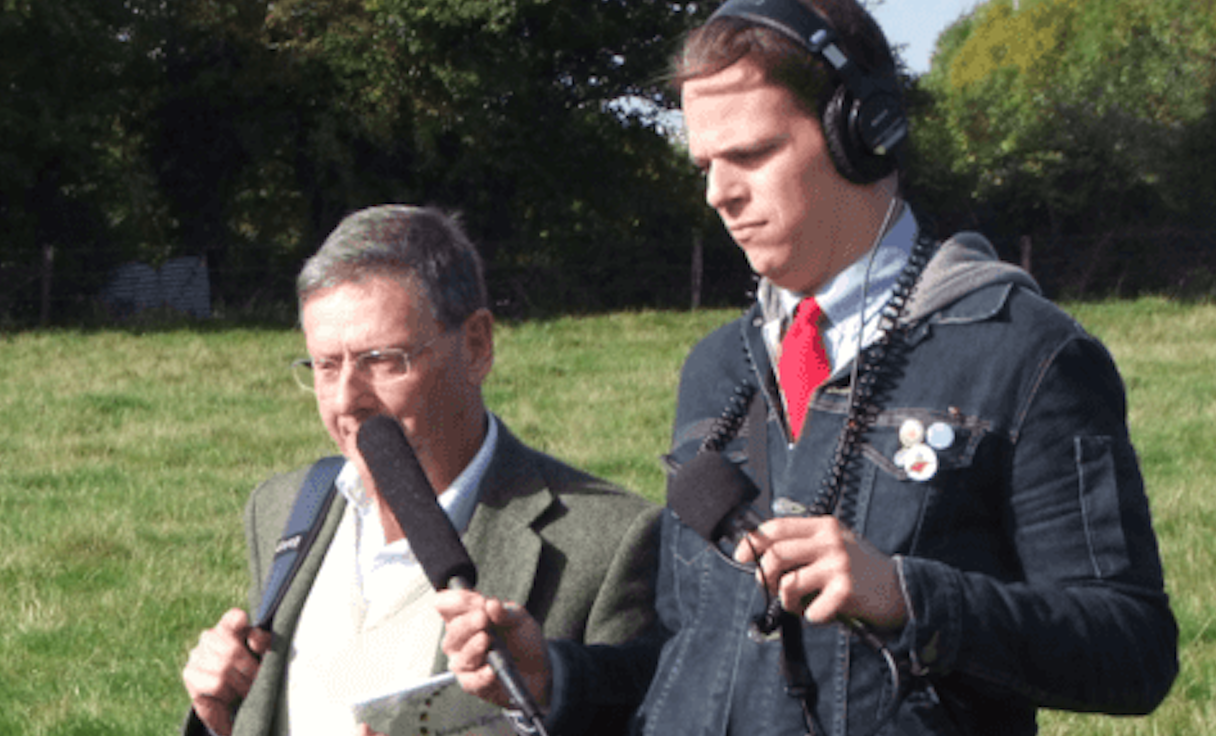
[851,407,993,554]
[867,408,991,480]
[1074,435,1132,579]
[669,519,758,613]
[647,518,768,736]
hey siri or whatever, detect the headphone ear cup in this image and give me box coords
[822,85,898,185]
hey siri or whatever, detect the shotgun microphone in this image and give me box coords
[355,414,549,736]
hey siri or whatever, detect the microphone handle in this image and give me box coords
[448,578,550,736]
[757,593,871,639]
[756,597,786,636]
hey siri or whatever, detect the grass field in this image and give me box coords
[0,298,1212,735]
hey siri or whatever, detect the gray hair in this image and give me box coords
[297,205,488,330]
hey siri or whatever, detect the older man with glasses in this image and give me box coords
[180,205,658,736]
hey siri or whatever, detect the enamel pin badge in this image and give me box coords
[896,418,955,482]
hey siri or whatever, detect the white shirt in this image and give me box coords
[284,413,500,735]
[337,412,498,607]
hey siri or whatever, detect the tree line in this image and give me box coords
[2,0,1215,327]
[907,0,1216,297]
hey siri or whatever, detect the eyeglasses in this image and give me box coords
[291,335,443,393]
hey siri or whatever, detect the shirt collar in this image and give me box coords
[759,207,918,375]
[816,206,917,329]
[336,411,500,536]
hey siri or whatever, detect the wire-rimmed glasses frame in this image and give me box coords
[290,335,444,393]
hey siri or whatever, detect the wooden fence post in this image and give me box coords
[691,229,703,310]
[40,244,54,327]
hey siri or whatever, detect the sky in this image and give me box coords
[868,1,983,74]
[635,1,986,131]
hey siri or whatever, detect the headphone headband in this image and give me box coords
[711,0,869,94]
[707,0,907,181]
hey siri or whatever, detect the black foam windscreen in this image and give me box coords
[667,451,760,543]
[356,414,478,590]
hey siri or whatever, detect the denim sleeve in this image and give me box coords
[897,335,1178,713]
[543,634,664,736]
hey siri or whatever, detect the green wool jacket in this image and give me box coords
[184,422,659,736]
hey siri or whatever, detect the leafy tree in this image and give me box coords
[1,1,730,323]
[266,0,713,312]
[911,0,1216,294]
[131,0,713,314]
[132,1,310,308]
[0,0,147,322]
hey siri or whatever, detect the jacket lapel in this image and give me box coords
[432,425,558,671]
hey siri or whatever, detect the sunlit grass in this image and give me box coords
[0,299,1211,735]
[1037,299,1216,736]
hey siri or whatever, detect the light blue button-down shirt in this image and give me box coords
[760,206,918,380]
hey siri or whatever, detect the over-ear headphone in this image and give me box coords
[708,0,907,185]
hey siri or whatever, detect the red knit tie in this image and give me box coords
[779,297,830,440]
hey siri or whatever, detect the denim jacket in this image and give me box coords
[546,233,1177,736]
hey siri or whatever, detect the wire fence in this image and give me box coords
[998,226,1216,301]
[1,236,758,329]
[5,226,1214,330]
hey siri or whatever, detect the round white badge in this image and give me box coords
[903,443,939,482]
[898,418,925,448]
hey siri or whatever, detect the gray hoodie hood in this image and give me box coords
[903,232,1040,324]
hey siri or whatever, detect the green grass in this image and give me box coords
[0,299,1212,735]
[1043,299,1216,735]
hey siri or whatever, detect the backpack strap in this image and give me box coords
[253,456,345,629]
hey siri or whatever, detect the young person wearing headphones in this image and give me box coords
[437,1,1178,734]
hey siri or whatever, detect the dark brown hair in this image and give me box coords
[672,0,899,121]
